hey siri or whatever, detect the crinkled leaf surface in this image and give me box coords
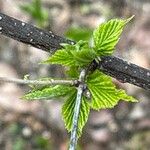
[93,17,133,56]
[23,85,74,100]
[43,48,76,66]
[66,66,79,78]
[23,16,136,140]
[43,41,96,67]
[62,90,90,137]
[87,70,137,110]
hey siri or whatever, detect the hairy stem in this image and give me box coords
[69,69,86,150]
[0,76,76,86]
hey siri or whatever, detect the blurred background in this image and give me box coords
[0,0,150,150]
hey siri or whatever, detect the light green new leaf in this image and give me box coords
[23,85,74,100]
[43,49,76,66]
[66,66,79,78]
[93,16,133,56]
[71,47,96,66]
[62,90,90,137]
[87,70,137,110]
[43,41,96,67]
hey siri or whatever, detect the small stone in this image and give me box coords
[0,16,2,20]
[0,27,2,30]
[30,39,33,42]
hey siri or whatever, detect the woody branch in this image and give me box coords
[0,12,150,90]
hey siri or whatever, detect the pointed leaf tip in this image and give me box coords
[93,17,133,56]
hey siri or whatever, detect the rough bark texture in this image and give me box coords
[0,12,150,90]
[98,56,150,90]
[0,12,75,53]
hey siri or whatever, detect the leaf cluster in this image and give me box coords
[24,16,136,137]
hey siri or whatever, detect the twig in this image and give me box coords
[69,69,86,150]
[0,12,75,53]
[97,56,150,90]
[0,76,76,86]
[0,12,150,90]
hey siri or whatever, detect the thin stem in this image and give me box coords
[0,76,76,86]
[69,69,86,150]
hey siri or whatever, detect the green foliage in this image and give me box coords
[20,0,48,28]
[23,85,73,100]
[93,16,134,56]
[43,41,96,67]
[87,70,137,110]
[62,90,90,137]
[65,27,93,41]
[34,135,51,150]
[13,138,25,150]
[66,66,79,78]
[24,17,136,139]
[44,17,133,68]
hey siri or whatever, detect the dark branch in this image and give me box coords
[0,12,150,90]
[97,56,150,90]
[0,12,75,53]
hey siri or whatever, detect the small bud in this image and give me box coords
[83,89,92,100]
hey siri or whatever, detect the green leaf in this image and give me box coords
[65,27,93,41]
[66,66,79,78]
[44,41,96,67]
[87,70,137,110]
[62,90,90,137]
[44,49,77,67]
[23,85,74,100]
[93,16,133,56]
[71,47,96,66]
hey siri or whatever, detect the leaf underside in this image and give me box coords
[23,85,73,100]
